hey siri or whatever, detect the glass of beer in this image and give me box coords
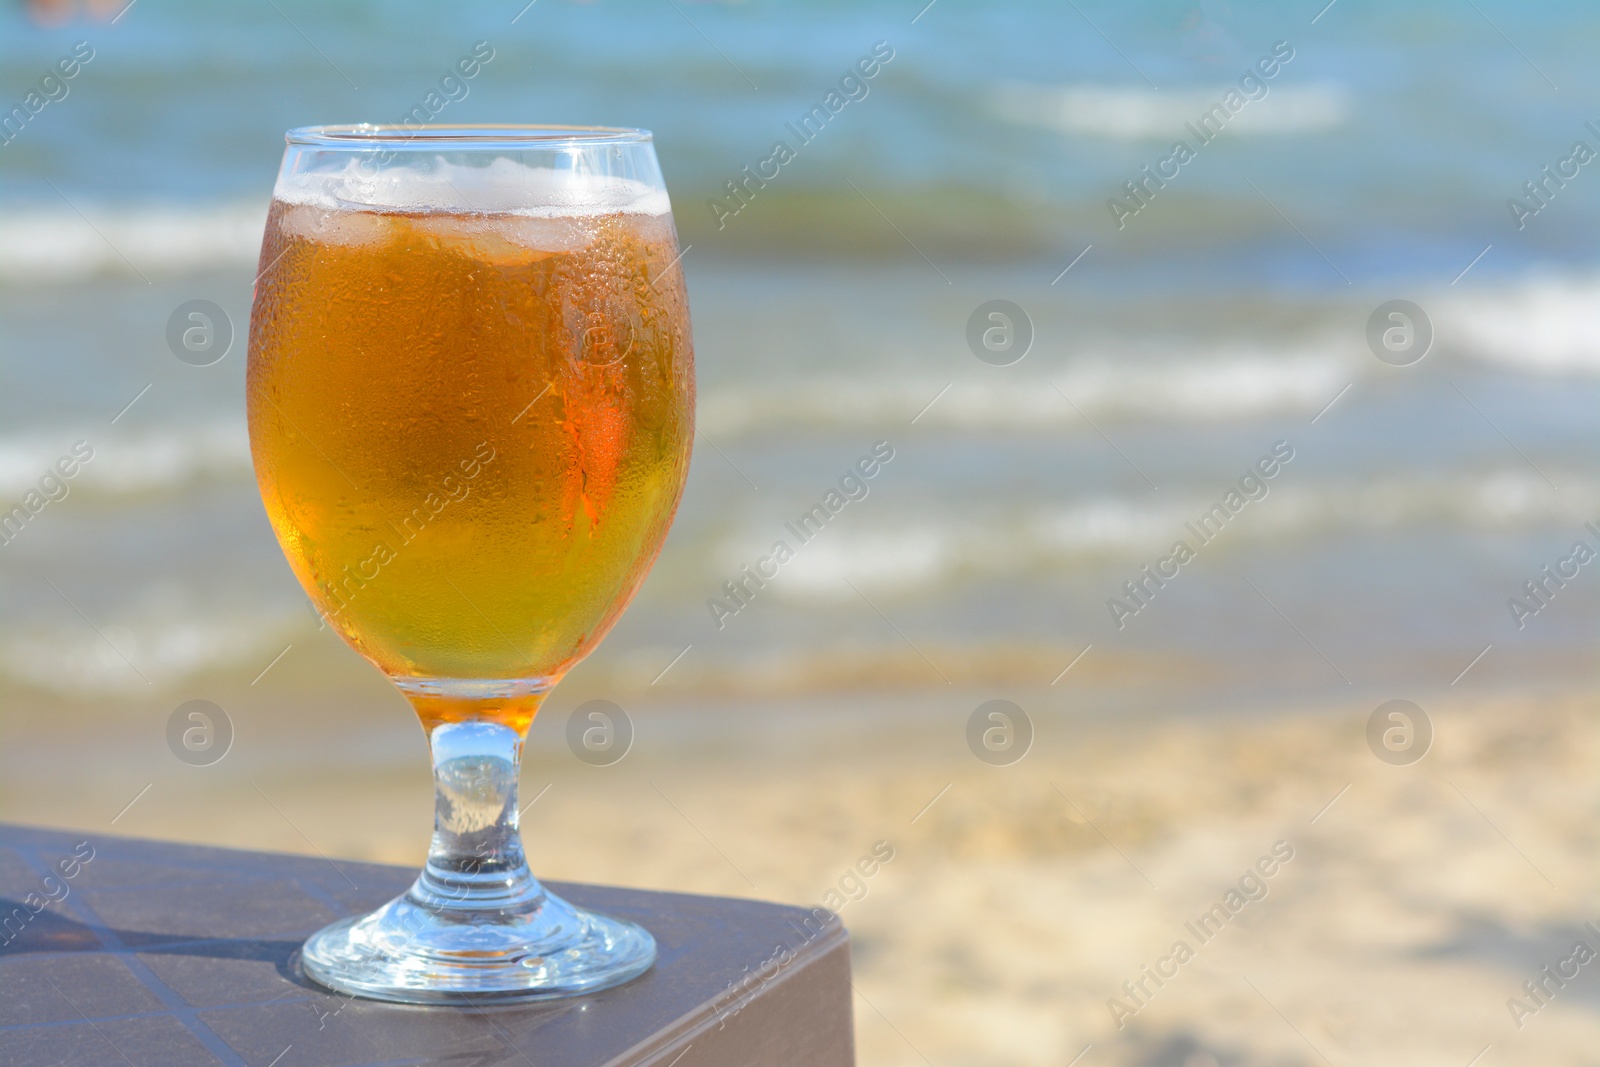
[247,126,693,1003]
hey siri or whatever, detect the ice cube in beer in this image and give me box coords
[276,201,393,248]
[405,212,591,267]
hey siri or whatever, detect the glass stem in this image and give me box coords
[411,719,542,914]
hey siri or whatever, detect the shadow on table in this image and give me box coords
[0,899,598,1013]
[0,896,302,975]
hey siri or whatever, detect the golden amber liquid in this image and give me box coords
[246,200,693,730]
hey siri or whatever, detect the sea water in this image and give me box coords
[2,0,1598,718]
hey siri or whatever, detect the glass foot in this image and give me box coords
[302,883,656,1004]
[301,716,653,1003]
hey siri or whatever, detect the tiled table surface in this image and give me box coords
[0,824,854,1067]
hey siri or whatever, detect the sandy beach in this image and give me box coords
[7,671,1597,1066]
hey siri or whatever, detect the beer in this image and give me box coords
[247,178,693,729]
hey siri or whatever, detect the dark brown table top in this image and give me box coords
[0,823,853,1067]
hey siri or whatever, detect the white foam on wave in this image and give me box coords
[0,202,265,282]
[992,82,1350,140]
[0,601,302,697]
[2,463,1585,695]
[274,156,672,217]
[699,348,1352,436]
[0,421,251,500]
[1450,274,1600,374]
[718,468,1597,602]
[0,161,668,281]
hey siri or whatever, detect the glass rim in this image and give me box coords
[284,124,655,150]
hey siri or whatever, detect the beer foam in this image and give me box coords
[273,157,671,217]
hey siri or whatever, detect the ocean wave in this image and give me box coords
[0,350,1341,505]
[717,468,1598,601]
[699,349,1352,435]
[1449,274,1600,374]
[991,83,1350,140]
[4,466,1584,696]
[0,202,265,282]
[0,604,301,697]
[0,421,252,500]
[601,638,1138,695]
